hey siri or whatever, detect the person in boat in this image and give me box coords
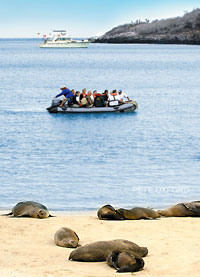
[94,92,105,107]
[86,91,93,107]
[80,88,86,101]
[107,89,120,107]
[72,91,82,107]
[54,86,74,107]
[102,90,109,102]
[79,88,88,107]
[92,90,97,101]
[118,90,130,104]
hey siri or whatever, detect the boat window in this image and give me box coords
[55,37,70,41]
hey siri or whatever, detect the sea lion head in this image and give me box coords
[107,250,119,269]
[38,209,49,218]
[97,204,124,220]
[63,239,80,248]
[107,250,145,273]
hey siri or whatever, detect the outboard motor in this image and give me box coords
[46,98,62,112]
[51,98,61,107]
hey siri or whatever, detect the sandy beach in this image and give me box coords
[0,211,200,277]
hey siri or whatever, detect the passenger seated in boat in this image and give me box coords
[107,89,120,107]
[79,89,88,107]
[80,88,86,101]
[92,90,97,101]
[72,91,81,107]
[54,86,74,107]
[86,91,93,107]
[68,89,75,105]
[118,90,130,104]
[102,90,109,102]
[94,93,105,107]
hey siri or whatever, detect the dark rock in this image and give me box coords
[93,9,200,45]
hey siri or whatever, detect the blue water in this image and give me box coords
[0,39,200,211]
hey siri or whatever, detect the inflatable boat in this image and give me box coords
[46,99,138,114]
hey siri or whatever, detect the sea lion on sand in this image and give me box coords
[2,201,51,218]
[54,227,80,248]
[69,239,148,262]
[107,250,145,273]
[158,201,200,217]
[116,207,160,220]
[97,204,124,220]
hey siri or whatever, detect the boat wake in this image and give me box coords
[1,108,46,114]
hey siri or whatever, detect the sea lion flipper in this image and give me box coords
[101,212,120,220]
[117,265,132,273]
[116,259,144,273]
[184,203,200,214]
[74,231,80,241]
[1,212,13,216]
[144,216,159,219]
[17,213,30,217]
[49,214,55,217]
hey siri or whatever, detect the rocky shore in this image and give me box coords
[94,9,200,44]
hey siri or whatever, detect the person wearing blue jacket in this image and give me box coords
[55,86,74,107]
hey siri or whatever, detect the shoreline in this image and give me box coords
[0,210,97,217]
[1,211,200,276]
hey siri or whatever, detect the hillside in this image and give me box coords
[94,9,200,44]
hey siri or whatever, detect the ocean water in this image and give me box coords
[0,39,200,211]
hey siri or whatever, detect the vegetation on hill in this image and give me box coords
[94,9,200,44]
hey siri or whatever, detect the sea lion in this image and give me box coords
[2,201,51,218]
[69,239,148,262]
[158,201,200,217]
[107,250,145,273]
[116,207,160,220]
[97,204,124,220]
[54,227,80,248]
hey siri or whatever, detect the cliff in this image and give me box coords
[94,9,200,44]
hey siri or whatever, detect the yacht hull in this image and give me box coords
[40,42,89,48]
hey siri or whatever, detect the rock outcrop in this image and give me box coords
[94,9,200,44]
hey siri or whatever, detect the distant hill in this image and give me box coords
[94,9,200,44]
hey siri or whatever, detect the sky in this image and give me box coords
[0,0,200,38]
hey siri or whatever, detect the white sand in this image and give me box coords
[0,211,200,276]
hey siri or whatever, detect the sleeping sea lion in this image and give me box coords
[69,239,148,262]
[158,201,200,217]
[107,250,145,273]
[116,207,160,220]
[2,201,51,218]
[97,204,124,220]
[54,227,80,248]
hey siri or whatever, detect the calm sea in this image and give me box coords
[0,38,200,211]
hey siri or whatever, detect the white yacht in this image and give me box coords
[40,30,90,48]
